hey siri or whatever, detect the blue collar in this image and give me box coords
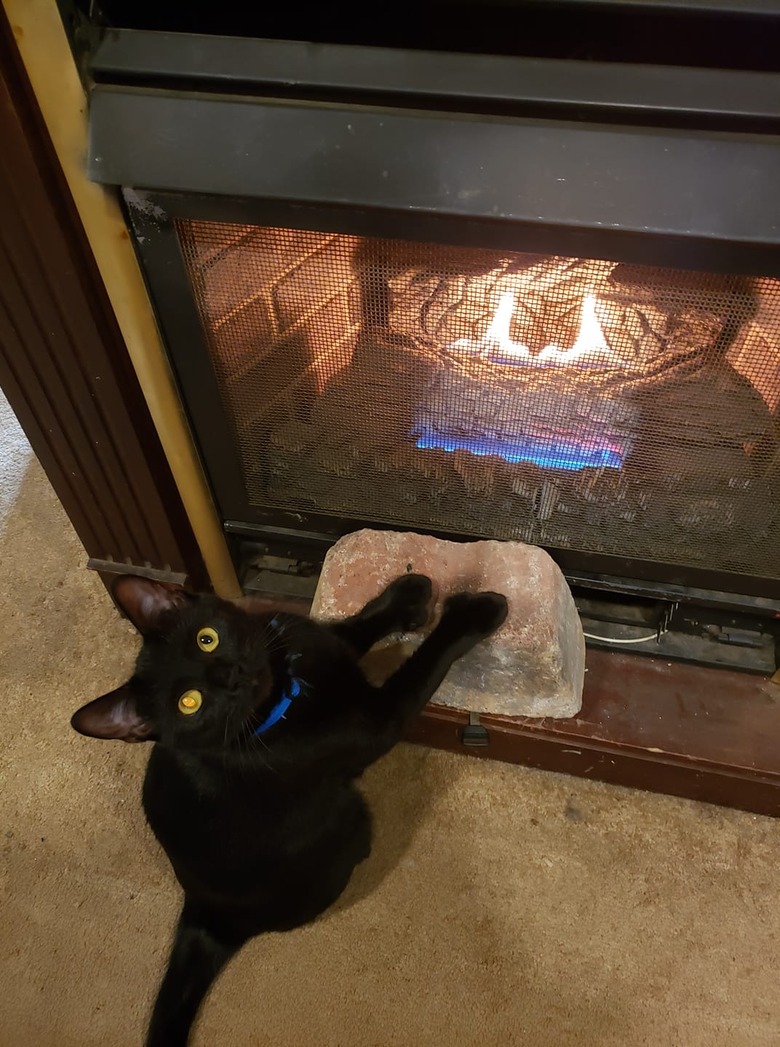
[253,677,302,736]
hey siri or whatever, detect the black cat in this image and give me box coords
[71,572,507,1046]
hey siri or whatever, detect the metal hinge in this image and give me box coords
[461,711,490,747]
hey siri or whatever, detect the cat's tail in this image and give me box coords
[145,902,243,1047]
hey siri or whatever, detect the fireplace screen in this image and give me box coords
[176,221,780,580]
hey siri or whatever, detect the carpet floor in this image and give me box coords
[2,396,780,1046]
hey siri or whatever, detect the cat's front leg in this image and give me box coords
[329,573,433,656]
[367,590,508,746]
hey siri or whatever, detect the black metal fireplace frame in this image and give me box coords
[90,58,780,278]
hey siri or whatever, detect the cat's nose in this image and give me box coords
[206,662,242,693]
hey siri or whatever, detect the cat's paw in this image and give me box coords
[386,573,433,632]
[442,591,508,639]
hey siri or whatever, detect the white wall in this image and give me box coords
[0,389,34,536]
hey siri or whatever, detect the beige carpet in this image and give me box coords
[3,404,780,1047]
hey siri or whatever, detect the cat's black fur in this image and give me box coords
[71,572,507,1046]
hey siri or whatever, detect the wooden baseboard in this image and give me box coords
[406,649,780,817]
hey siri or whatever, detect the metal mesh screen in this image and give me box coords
[177,220,780,580]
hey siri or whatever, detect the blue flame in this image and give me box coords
[414,426,623,472]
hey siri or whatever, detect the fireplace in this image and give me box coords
[168,222,779,589]
[71,0,780,661]
[14,0,777,811]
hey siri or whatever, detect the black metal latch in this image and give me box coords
[461,712,490,747]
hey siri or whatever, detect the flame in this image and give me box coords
[414,287,631,471]
[451,291,622,369]
[414,426,623,471]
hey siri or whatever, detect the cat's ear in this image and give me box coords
[70,685,156,743]
[112,575,193,634]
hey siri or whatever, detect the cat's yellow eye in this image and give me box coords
[178,689,203,715]
[196,627,219,653]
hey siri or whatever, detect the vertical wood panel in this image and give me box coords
[0,8,209,588]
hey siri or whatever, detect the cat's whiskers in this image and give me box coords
[221,705,238,787]
[251,730,272,755]
[225,696,279,777]
[259,614,285,638]
[259,641,288,658]
[231,715,256,781]
[243,725,278,776]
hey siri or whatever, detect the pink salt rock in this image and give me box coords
[311,529,584,719]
